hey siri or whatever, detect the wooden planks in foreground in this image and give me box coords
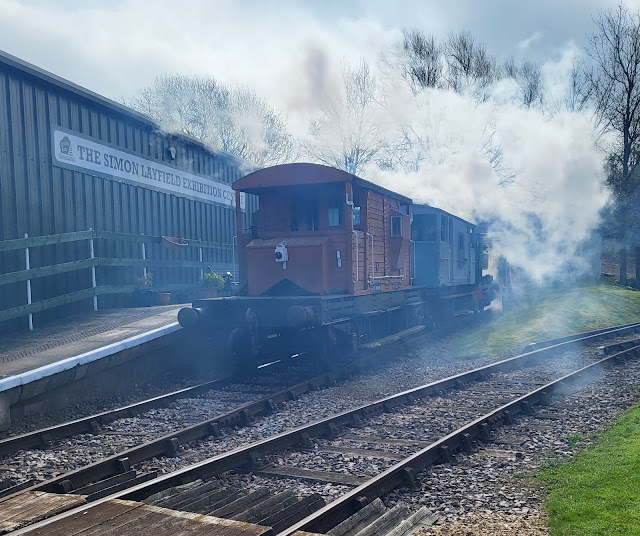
[9,495,273,536]
[0,491,85,534]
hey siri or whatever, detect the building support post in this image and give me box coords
[141,234,147,280]
[89,228,97,311]
[24,233,33,331]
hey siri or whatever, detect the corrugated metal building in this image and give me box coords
[0,50,257,331]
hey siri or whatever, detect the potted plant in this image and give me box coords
[133,272,155,307]
[155,289,172,306]
[199,272,225,298]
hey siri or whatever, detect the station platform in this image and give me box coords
[0,305,184,430]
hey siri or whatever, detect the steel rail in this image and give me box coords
[0,377,234,457]
[4,323,638,498]
[521,322,640,350]
[0,369,347,499]
[7,322,640,535]
[281,344,640,535]
[3,321,636,459]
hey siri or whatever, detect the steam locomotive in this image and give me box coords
[178,163,496,366]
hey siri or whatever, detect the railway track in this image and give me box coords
[1,322,636,487]
[0,364,348,496]
[2,321,635,458]
[0,361,324,457]
[1,323,640,535]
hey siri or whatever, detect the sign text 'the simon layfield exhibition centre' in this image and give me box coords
[52,128,245,210]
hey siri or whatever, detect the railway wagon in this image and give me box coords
[179,163,493,365]
[412,204,493,317]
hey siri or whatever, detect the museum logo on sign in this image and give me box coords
[57,136,75,162]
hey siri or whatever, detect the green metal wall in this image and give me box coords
[0,50,258,329]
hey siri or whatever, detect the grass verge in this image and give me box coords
[538,402,640,535]
[452,282,640,359]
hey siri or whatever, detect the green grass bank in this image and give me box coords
[453,282,640,359]
[539,402,640,535]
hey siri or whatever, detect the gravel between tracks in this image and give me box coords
[0,337,618,486]
[134,349,597,474]
[134,342,640,536]
[382,356,640,536]
[413,512,548,536]
[1,330,639,536]
[0,373,222,439]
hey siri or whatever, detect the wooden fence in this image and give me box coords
[0,230,236,329]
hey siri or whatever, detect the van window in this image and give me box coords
[327,195,343,227]
[458,232,468,267]
[412,214,437,241]
[291,193,318,231]
[391,216,402,236]
[352,206,361,225]
[441,215,448,242]
[328,208,341,226]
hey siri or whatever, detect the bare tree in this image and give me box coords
[587,3,640,283]
[483,129,515,185]
[444,31,475,87]
[444,31,496,95]
[130,74,226,141]
[222,87,295,166]
[303,60,385,175]
[400,29,443,92]
[129,74,294,166]
[379,29,442,94]
[565,60,591,112]
[385,29,497,98]
[501,57,519,79]
[518,61,543,108]
[498,58,544,108]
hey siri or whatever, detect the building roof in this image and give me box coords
[0,49,247,168]
[233,163,413,204]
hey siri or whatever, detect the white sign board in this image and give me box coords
[52,128,245,210]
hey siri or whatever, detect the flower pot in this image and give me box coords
[133,289,154,307]
[200,287,218,299]
[155,292,171,306]
[161,236,188,250]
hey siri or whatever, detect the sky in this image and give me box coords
[0,0,629,133]
[0,0,630,281]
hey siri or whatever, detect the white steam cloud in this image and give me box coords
[365,51,609,284]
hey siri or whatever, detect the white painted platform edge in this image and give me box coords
[0,322,182,393]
